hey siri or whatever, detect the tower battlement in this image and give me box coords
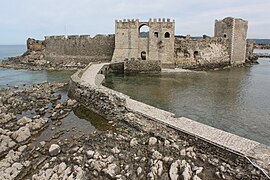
[112,18,175,67]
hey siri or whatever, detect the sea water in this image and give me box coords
[104,51,270,146]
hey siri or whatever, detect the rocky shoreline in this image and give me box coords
[0,58,85,71]
[0,82,268,179]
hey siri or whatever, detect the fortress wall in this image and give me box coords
[174,37,230,69]
[215,17,248,66]
[148,18,175,67]
[246,40,255,59]
[26,38,45,52]
[112,19,139,62]
[124,60,161,73]
[44,35,115,65]
[231,19,248,65]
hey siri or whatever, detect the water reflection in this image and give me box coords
[104,59,270,145]
[73,105,115,132]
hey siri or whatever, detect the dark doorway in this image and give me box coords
[194,51,199,59]
[141,51,146,60]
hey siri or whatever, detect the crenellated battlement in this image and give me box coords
[40,17,248,69]
[115,18,175,29]
[44,34,114,41]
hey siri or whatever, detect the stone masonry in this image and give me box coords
[215,17,248,66]
[44,34,115,65]
[112,18,175,68]
[112,17,248,69]
[174,36,230,69]
[4,17,251,70]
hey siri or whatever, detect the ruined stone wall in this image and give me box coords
[246,40,255,59]
[215,17,248,66]
[26,38,45,52]
[232,19,248,65]
[44,35,115,65]
[174,37,230,69]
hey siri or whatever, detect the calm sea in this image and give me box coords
[104,50,270,146]
[1,45,270,146]
[0,45,74,88]
[0,45,26,60]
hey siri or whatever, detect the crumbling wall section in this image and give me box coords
[26,38,45,52]
[215,17,248,66]
[174,37,230,69]
[44,35,115,65]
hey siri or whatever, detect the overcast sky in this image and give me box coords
[0,0,269,44]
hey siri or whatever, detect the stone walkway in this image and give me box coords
[81,63,270,175]
[81,63,110,85]
[126,98,259,155]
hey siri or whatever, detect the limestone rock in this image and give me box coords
[50,173,58,180]
[149,137,158,146]
[111,147,120,154]
[67,99,77,107]
[180,148,186,156]
[74,166,84,179]
[164,139,170,147]
[28,118,48,131]
[17,116,32,126]
[193,175,202,180]
[18,145,27,152]
[11,126,31,143]
[152,150,162,160]
[103,163,120,178]
[0,134,16,154]
[169,160,181,180]
[130,138,138,147]
[49,144,61,156]
[194,166,203,175]
[181,163,192,180]
[86,150,95,158]
[55,104,61,109]
[40,141,46,147]
[0,113,13,124]
[137,167,143,176]
[58,162,67,174]
[90,160,106,172]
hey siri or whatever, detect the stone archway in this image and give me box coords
[139,24,149,38]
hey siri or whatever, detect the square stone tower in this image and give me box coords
[112,18,175,68]
[214,17,248,66]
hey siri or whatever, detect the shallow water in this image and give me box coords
[0,45,111,137]
[0,68,75,88]
[104,56,270,146]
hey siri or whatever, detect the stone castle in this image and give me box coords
[21,17,252,71]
